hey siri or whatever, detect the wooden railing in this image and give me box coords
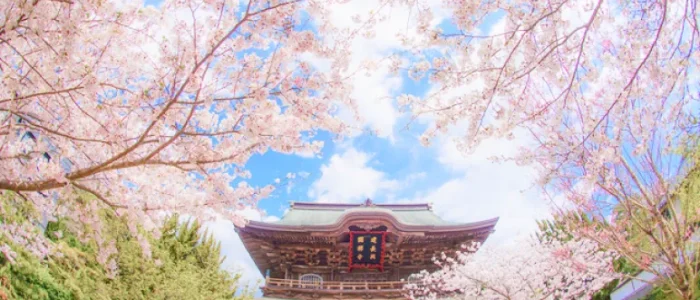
[265,277,406,292]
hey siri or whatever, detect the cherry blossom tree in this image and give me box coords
[393,0,700,298]
[0,0,371,261]
[405,238,618,300]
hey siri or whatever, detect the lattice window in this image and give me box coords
[407,274,422,285]
[299,273,323,289]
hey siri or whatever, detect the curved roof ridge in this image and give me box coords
[290,201,432,211]
[242,207,499,233]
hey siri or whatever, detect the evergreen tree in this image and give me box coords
[0,192,253,300]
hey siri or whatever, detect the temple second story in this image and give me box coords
[235,199,499,299]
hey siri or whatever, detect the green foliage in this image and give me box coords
[535,211,586,243]
[640,286,676,300]
[675,159,700,229]
[0,192,253,300]
[591,279,619,300]
[621,151,700,300]
[0,249,74,300]
[612,257,640,275]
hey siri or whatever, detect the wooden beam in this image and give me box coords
[394,236,404,248]
[277,243,334,250]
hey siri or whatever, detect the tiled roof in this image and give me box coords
[272,206,456,227]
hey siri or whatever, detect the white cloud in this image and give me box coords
[204,207,278,293]
[206,218,262,289]
[415,161,550,246]
[437,133,519,172]
[302,0,451,141]
[263,215,281,222]
[339,69,402,141]
[293,148,318,159]
[308,147,399,203]
[411,130,554,246]
[404,171,427,183]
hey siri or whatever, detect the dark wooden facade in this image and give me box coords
[235,199,498,299]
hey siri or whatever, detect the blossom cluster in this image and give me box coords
[0,223,53,262]
[406,238,618,300]
[391,0,699,295]
[0,244,17,264]
[0,0,375,259]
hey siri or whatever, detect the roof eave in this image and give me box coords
[238,215,500,234]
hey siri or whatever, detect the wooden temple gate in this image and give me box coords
[235,199,498,299]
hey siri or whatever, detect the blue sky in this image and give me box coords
[130,2,700,298]
[142,0,554,291]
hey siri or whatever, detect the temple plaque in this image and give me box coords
[348,231,386,271]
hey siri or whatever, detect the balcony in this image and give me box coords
[262,277,408,299]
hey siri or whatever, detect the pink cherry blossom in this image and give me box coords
[0,244,17,264]
[406,238,618,300]
[0,223,53,260]
[0,0,380,262]
[392,0,699,297]
[601,39,614,53]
